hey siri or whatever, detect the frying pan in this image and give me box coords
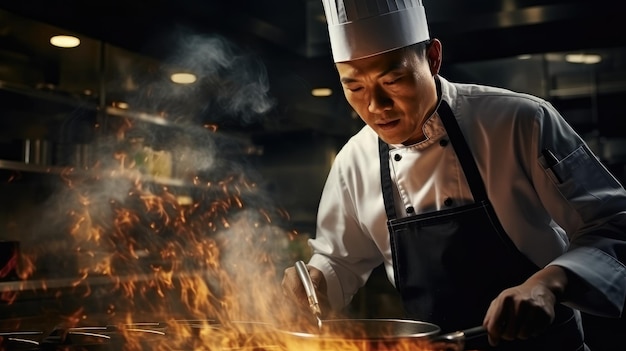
[286,261,487,351]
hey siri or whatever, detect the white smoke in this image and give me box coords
[11,27,297,325]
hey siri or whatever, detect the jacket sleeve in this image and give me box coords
[307,151,385,311]
[532,101,626,317]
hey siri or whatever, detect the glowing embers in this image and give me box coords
[0,121,293,350]
[172,320,280,350]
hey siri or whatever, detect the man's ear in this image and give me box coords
[427,39,442,76]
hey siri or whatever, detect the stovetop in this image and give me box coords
[1,321,172,351]
[0,320,281,351]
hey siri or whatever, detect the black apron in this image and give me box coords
[378,81,585,350]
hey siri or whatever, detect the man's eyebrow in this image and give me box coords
[340,76,358,84]
[339,62,405,84]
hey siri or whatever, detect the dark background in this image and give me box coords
[1,0,625,350]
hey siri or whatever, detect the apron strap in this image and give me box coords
[378,76,490,222]
[378,139,397,220]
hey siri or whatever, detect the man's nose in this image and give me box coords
[368,86,392,113]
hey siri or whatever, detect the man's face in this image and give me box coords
[336,46,439,145]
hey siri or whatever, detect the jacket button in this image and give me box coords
[406,206,415,214]
[439,139,449,147]
[394,154,402,161]
[444,198,453,206]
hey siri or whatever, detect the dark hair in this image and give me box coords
[403,39,433,58]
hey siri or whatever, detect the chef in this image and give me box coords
[282,0,626,350]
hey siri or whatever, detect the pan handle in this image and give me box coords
[295,260,323,320]
[460,325,488,340]
[433,325,487,343]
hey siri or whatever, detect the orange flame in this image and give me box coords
[0,118,459,351]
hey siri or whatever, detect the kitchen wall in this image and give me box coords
[3,6,626,238]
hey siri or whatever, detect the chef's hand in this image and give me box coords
[282,264,331,316]
[483,265,569,346]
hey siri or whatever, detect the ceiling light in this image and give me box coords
[517,54,532,60]
[565,53,602,64]
[170,73,197,84]
[50,35,80,48]
[114,101,130,109]
[311,88,332,97]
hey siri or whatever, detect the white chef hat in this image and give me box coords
[321,0,430,62]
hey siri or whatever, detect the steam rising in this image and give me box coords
[171,34,275,119]
[151,30,275,126]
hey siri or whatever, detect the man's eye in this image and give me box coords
[347,87,363,92]
[384,78,399,85]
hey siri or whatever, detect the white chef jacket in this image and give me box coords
[308,76,626,318]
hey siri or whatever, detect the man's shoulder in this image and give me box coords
[451,80,548,107]
[446,80,562,134]
[335,126,379,164]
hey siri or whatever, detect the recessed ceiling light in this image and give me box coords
[517,54,532,60]
[50,35,80,48]
[114,101,129,109]
[565,53,602,64]
[311,88,332,97]
[170,73,197,84]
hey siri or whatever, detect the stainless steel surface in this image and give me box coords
[291,260,485,349]
[22,139,51,166]
[277,318,457,351]
[277,319,488,351]
[294,260,323,329]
